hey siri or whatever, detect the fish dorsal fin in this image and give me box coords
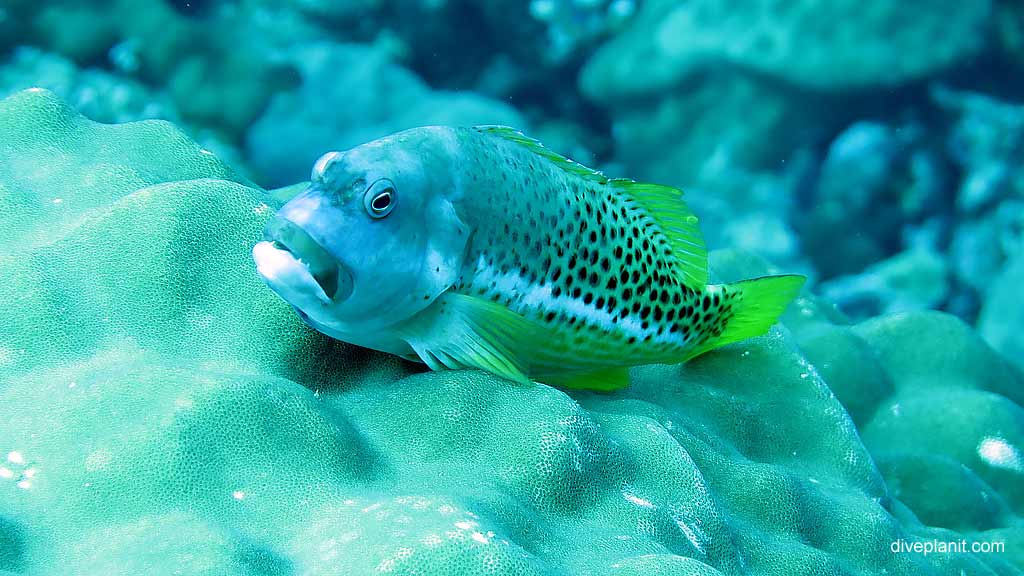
[475,125,611,184]
[476,125,708,288]
[397,291,538,384]
[610,180,708,287]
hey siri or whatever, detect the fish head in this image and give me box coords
[252,129,469,337]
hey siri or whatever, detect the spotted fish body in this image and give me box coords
[253,126,805,391]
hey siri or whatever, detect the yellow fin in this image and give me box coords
[398,292,537,384]
[683,274,806,361]
[540,367,631,392]
[611,180,708,288]
[475,125,708,288]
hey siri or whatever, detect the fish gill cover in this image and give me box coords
[0,0,1023,575]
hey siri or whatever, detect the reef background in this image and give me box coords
[1,1,1023,575]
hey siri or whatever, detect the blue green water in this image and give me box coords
[0,1,1022,574]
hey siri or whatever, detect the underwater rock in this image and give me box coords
[853,312,1024,528]
[526,0,636,63]
[935,87,1024,330]
[934,86,1024,215]
[979,252,1024,371]
[1,89,1021,575]
[20,0,311,137]
[801,121,949,280]
[606,71,820,188]
[0,46,180,125]
[580,0,992,100]
[997,2,1024,74]
[818,248,951,321]
[245,42,524,187]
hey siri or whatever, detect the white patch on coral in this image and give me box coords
[84,449,112,472]
[978,437,1024,472]
[624,493,654,508]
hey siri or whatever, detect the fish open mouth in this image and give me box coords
[254,218,353,302]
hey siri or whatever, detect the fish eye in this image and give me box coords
[363,179,396,218]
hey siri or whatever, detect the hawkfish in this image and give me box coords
[252,126,805,391]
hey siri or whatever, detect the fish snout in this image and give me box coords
[256,216,354,303]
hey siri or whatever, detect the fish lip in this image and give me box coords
[253,240,331,304]
[257,218,353,303]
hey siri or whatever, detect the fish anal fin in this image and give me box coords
[540,367,631,392]
[397,291,537,384]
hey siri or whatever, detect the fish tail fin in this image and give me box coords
[683,274,806,361]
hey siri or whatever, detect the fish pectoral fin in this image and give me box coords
[397,292,537,384]
[539,367,631,392]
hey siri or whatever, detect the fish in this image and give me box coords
[252,126,806,391]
